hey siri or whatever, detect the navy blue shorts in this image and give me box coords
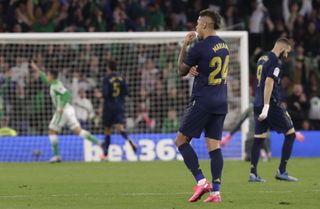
[103,109,125,128]
[254,104,294,134]
[179,102,226,140]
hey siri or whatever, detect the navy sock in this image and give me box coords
[250,138,264,176]
[178,143,204,182]
[103,135,111,155]
[279,133,295,174]
[209,149,223,192]
[120,131,129,140]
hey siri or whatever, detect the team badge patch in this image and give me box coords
[273,67,280,77]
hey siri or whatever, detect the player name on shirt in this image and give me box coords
[212,43,229,52]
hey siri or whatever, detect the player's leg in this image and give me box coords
[48,129,62,163]
[115,123,137,153]
[203,138,222,203]
[268,106,298,181]
[249,133,267,182]
[176,132,205,183]
[101,110,114,158]
[249,107,268,182]
[278,128,296,174]
[48,113,63,163]
[102,127,112,158]
[73,126,100,145]
[203,114,225,203]
[261,136,271,161]
[176,132,210,203]
[65,105,100,145]
[177,103,210,202]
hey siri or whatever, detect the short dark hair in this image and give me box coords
[276,37,291,46]
[108,60,117,72]
[199,9,221,29]
[48,69,59,78]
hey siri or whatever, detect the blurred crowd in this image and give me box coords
[0,0,319,135]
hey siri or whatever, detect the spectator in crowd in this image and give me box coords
[306,71,320,98]
[162,61,178,93]
[279,75,292,106]
[91,87,104,133]
[135,88,155,132]
[140,59,159,95]
[10,83,31,135]
[302,21,320,57]
[293,45,309,86]
[0,116,17,136]
[145,2,165,31]
[73,88,95,130]
[10,56,29,88]
[161,108,179,133]
[309,96,320,129]
[0,65,15,124]
[249,1,274,53]
[112,4,135,31]
[287,84,310,130]
[88,7,107,32]
[71,71,95,96]
[26,66,51,134]
[87,55,101,85]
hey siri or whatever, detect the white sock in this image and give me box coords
[79,129,87,138]
[210,191,220,196]
[197,178,207,185]
[49,135,58,144]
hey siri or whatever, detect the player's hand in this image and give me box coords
[258,104,269,121]
[183,32,196,47]
[30,60,39,71]
[189,66,199,77]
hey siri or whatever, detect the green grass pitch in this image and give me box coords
[0,158,319,209]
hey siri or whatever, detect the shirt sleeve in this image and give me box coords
[184,43,200,67]
[39,72,49,84]
[266,62,281,80]
[60,91,71,106]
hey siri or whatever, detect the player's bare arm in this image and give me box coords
[258,77,274,121]
[30,60,41,72]
[177,32,196,77]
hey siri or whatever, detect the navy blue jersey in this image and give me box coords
[184,36,230,114]
[102,73,128,110]
[254,51,282,107]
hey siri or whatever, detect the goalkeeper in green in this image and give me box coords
[31,61,101,163]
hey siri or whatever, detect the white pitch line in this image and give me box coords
[0,189,318,199]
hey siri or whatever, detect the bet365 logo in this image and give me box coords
[83,139,183,162]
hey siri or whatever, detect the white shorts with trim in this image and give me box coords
[49,104,80,132]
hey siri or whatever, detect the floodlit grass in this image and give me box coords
[0,158,319,209]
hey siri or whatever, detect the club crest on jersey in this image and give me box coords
[273,67,280,77]
[58,87,66,93]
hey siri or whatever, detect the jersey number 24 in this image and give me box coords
[209,55,229,85]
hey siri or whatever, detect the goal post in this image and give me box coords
[0,32,249,162]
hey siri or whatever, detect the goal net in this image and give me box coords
[0,32,249,162]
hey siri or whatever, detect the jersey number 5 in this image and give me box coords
[208,55,229,85]
[112,82,120,97]
[256,65,263,87]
